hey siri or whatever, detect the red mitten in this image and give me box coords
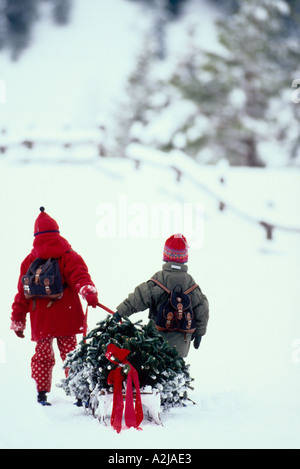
[11,319,25,338]
[79,285,98,308]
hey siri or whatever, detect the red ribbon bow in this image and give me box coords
[105,343,144,433]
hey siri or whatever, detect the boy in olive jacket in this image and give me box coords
[114,234,209,358]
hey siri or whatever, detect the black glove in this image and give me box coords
[112,312,122,322]
[193,334,202,349]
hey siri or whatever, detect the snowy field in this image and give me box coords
[0,155,299,449]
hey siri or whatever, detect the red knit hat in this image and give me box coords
[34,207,60,237]
[163,234,189,263]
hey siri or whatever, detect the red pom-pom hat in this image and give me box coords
[34,206,60,236]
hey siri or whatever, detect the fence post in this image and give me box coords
[259,221,274,240]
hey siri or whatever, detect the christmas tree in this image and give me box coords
[60,316,194,414]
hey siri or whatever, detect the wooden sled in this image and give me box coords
[88,385,163,427]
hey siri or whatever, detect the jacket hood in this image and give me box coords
[31,232,72,259]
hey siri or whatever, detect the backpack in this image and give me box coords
[22,257,64,308]
[149,278,198,334]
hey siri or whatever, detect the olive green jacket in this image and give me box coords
[117,262,209,337]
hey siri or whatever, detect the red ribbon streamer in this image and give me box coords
[82,305,88,341]
[105,343,144,433]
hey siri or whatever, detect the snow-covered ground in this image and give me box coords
[0,154,299,449]
[1,0,300,450]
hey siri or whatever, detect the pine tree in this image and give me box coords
[169,0,300,166]
[0,0,73,59]
[3,0,38,60]
[117,0,300,167]
[60,316,194,412]
[51,0,73,26]
[108,40,166,157]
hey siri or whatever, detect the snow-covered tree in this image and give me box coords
[115,0,300,167]
[0,0,73,59]
[60,316,194,414]
[51,0,73,26]
[0,0,38,60]
[170,0,300,166]
[127,0,187,17]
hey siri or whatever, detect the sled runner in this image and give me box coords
[89,386,162,427]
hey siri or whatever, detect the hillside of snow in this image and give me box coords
[0,153,299,449]
[1,0,300,450]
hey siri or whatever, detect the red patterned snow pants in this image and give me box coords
[31,336,77,392]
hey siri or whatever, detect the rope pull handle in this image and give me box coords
[97,302,122,323]
[96,302,115,315]
[83,302,121,340]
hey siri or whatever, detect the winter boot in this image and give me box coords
[74,398,83,407]
[37,391,52,406]
[74,398,89,408]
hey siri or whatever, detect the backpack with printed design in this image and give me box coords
[149,278,198,334]
[22,257,64,307]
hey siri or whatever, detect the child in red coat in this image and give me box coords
[11,207,98,405]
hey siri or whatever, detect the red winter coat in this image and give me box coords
[11,217,96,342]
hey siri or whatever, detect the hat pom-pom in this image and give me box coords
[174,233,189,248]
[39,206,45,212]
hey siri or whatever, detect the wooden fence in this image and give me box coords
[1,131,299,241]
